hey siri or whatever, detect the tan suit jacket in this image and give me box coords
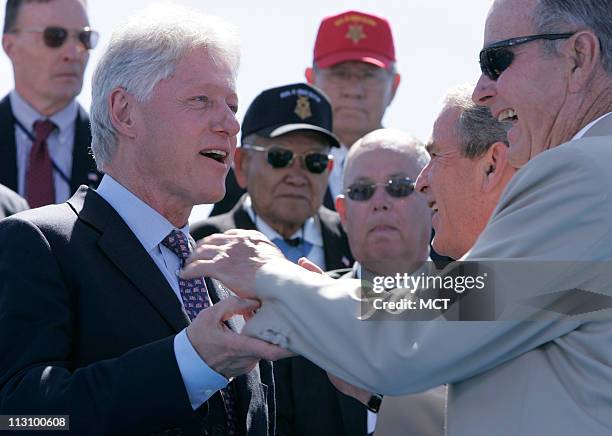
[244,113,612,435]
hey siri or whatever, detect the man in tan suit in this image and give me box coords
[184,1,612,434]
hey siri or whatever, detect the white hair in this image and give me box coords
[90,3,240,170]
[342,129,429,190]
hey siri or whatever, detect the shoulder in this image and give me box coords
[470,139,612,260]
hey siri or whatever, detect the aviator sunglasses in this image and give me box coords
[345,177,415,202]
[241,144,333,174]
[479,32,574,80]
[10,26,99,50]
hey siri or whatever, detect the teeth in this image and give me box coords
[429,202,438,212]
[204,149,227,157]
[498,109,517,122]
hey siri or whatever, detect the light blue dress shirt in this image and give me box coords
[10,90,77,203]
[95,175,228,409]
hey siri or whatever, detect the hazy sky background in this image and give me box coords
[0,0,493,143]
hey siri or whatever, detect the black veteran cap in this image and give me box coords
[241,83,340,147]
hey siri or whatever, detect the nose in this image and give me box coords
[415,163,430,194]
[61,36,88,61]
[339,80,366,99]
[371,183,391,212]
[472,73,496,106]
[214,106,240,139]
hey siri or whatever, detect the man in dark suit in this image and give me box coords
[0,183,28,219]
[0,5,285,435]
[0,0,99,208]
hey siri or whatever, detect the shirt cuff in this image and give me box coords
[174,328,229,410]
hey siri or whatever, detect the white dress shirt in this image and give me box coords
[10,90,77,203]
[328,144,348,202]
[95,175,228,410]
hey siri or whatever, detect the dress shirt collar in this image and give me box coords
[95,174,190,253]
[10,89,78,134]
[572,111,612,140]
[243,194,323,247]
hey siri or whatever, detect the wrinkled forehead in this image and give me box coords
[484,0,537,45]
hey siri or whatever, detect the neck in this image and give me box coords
[361,246,429,277]
[554,82,612,147]
[105,168,191,229]
[258,215,303,239]
[14,85,71,117]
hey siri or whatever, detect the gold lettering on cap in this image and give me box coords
[346,24,367,44]
[294,95,312,120]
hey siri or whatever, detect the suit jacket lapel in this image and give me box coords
[318,206,353,270]
[70,105,99,192]
[69,187,189,333]
[0,95,18,192]
[233,195,257,230]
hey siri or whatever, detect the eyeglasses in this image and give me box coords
[479,33,574,80]
[319,65,392,87]
[345,177,415,202]
[10,26,99,50]
[242,144,333,174]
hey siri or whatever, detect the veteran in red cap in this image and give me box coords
[305,10,401,211]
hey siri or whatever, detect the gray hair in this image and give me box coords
[90,3,240,170]
[443,85,510,159]
[342,129,429,190]
[534,0,612,75]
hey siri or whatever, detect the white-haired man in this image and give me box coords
[0,5,284,435]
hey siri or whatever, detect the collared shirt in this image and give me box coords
[243,194,326,269]
[10,90,77,203]
[572,112,612,140]
[328,144,348,202]
[95,175,227,410]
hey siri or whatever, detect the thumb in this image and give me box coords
[212,296,262,322]
[298,257,324,275]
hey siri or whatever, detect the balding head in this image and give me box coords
[337,128,431,276]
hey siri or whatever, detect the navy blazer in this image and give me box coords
[0,187,274,435]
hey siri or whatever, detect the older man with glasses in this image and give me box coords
[191,82,353,271]
[184,0,612,434]
[1,0,100,208]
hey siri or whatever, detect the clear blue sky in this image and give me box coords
[0,0,493,143]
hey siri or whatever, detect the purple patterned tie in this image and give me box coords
[162,229,238,435]
[25,120,56,208]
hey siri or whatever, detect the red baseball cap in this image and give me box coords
[313,10,396,69]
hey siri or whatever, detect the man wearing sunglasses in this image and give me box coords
[0,0,100,209]
[183,0,612,434]
[191,83,353,273]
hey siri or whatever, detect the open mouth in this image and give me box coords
[199,149,228,164]
[498,109,518,123]
[428,201,439,213]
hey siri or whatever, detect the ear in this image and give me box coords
[565,30,601,93]
[388,72,401,103]
[2,33,16,59]
[305,67,315,84]
[335,194,348,230]
[109,87,137,139]
[233,148,250,189]
[481,141,509,193]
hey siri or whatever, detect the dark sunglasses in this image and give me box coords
[345,177,415,202]
[242,144,332,174]
[12,26,99,50]
[479,33,574,80]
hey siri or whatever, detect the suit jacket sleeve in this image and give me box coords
[0,217,196,434]
[243,140,612,395]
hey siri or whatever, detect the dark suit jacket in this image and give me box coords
[0,94,100,196]
[0,183,28,219]
[275,264,367,436]
[0,187,274,436]
[191,194,354,271]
